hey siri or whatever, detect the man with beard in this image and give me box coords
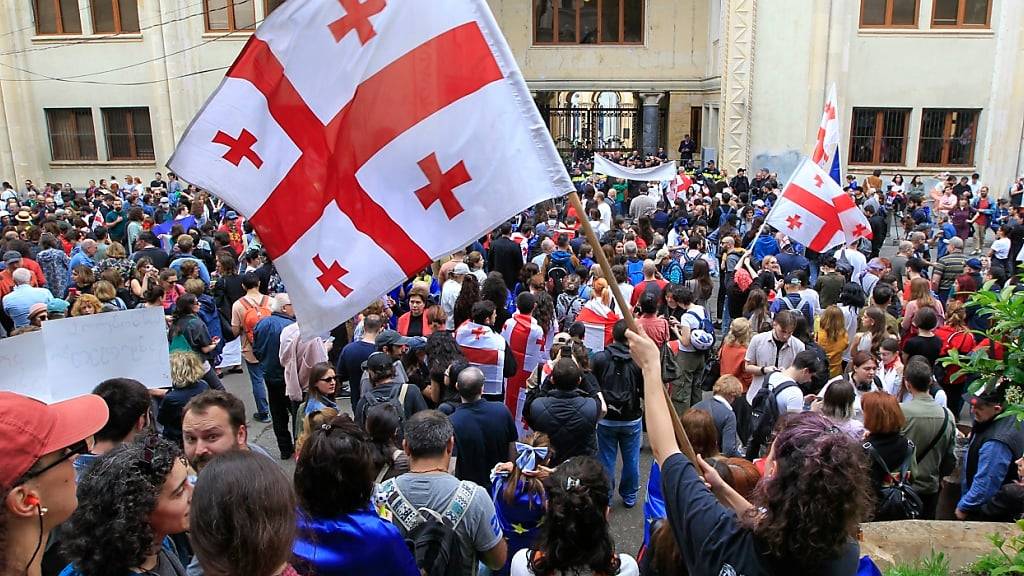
[181,390,273,472]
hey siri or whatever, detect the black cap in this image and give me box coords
[375,329,415,347]
[362,352,394,372]
[970,381,1007,406]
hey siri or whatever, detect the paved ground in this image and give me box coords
[223,216,972,557]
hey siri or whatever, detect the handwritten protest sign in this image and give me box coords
[0,307,170,402]
[0,331,51,402]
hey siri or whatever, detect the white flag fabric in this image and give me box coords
[765,157,872,253]
[811,83,843,184]
[593,154,677,182]
[455,321,508,396]
[169,0,572,336]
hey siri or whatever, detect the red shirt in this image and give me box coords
[719,342,753,392]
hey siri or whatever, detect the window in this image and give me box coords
[34,0,82,34]
[205,0,256,32]
[534,0,643,45]
[932,0,990,27]
[690,107,702,150]
[860,0,917,27]
[918,109,979,166]
[45,109,97,161]
[92,0,140,33]
[102,108,154,160]
[849,108,910,165]
[265,0,286,16]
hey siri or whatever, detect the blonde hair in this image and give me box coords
[184,278,206,297]
[724,317,752,346]
[170,351,207,388]
[592,277,611,306]
[713,375,743,398]
[294,407,340,454]
[106,242,127,259]
[945,299,967,328]
[71,294,102,316]
[92,280,117,303]
[819,305,846,342]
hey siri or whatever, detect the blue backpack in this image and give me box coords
[681,251,701,281]
[626,258,645,285]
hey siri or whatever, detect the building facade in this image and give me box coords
[0,0,1021,190]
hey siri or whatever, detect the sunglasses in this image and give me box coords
[16,439,90,485]
[319,376,337,383]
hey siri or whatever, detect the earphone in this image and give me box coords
[24,495,39,507]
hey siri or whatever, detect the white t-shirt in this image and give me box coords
[835,248,867,280]
[767,371,804,415]
[597,202,613,229]
[679,304,708,352]
[510,549,639,576]
[992,237,1011,259]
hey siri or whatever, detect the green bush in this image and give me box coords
[964,520,1024,575]
[885,550,949,576]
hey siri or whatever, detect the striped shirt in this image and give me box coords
[933,252,966,291]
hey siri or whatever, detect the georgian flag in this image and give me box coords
[810,83,842,184]
[765,157,872,253]
[455,321,508,396]
[168,0,572,336]
[575,299,620,352]
[501,313,544,435]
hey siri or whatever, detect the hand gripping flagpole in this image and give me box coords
[566,191,700,469]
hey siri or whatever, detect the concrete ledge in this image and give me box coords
[861,520,1017,571]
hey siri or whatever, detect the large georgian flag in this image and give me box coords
[501,312,544,434]
[576,299,620,353]
[169,0,572,335]
[765,157,872,253]
[455,321,508,397]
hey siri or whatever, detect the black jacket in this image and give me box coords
[526,388,599,465]
[487,236,525,292]
[591,342,644,421]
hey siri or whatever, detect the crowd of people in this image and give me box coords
[3,160,1024,576]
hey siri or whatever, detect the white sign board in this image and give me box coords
[0,307,171,403]
[0,331,52,402]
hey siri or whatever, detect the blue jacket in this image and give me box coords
[253,312,295,382]
[293,509,419,576]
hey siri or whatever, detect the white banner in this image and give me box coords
[593,154,677,182]
[0,307,172,403]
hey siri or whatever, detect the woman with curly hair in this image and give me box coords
[452,274,480,330]
[531,292,556,360]
[630,330,870,574]
[511,455,638,575]
[69,293,101,317]
[292,415,418,575]
[158,351,210,445]
[190,451,299,576]
[59,434,192,576]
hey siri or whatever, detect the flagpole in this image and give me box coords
[566,191,700,468]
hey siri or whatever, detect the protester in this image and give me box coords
[253,293,298,459]
[900,357,956,519]
[490,433,552,576]
[294,362,338,439]
[294,415,418,575]
[861,391,917,521]
[59,434,191,576]
[159,351,212,446]
[0,392,108,576]
[958,381,1024,520]
[190,451,299,576]
[182,390,272,472]
[693,375,744,457]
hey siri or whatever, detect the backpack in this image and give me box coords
[684,308,716,351]
[864,441,923,521]
[380,479,474,576]
[662,259,683,284]
[239,296,272,343]
[546,252,573,290]
[681,251,700,281]
[745,379,800,459]
[597,353,640,419]
[359,383,410,428]
[556,292,585,331]
[780,292,812,326]
[625,258,645,285]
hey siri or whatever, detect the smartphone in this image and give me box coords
[68,287,79,297]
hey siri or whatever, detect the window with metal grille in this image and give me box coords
[534,0,643,45]
[92,0,140,33]
[860,0,918,27]
[45,109,98,161]
[102,108,155,160]
[204,0,256,32]
[849,108,910,165]
[918,109,979,166]
[932,0,990,27]
[34,0,83,34]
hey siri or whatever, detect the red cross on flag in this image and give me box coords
[168,0,572,335]
[765,157,872,253]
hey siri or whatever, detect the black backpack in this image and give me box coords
[864,441,923,521]
[597,352,641,419]
[379,479,474,576]
[358,384,409,427]
[744,379,800,459]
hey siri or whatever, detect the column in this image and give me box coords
[717,0,757,174]
[640,92,664,155]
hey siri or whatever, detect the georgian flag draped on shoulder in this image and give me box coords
[455,321,507,396]
[168,0,573,336]
[765,157,872,253]
[575,299,620,352]
[501,313,544,434]
[811,83,842,185]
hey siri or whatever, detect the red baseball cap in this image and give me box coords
[0,391,109,489]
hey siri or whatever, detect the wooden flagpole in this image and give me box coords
[566,191,700,466]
